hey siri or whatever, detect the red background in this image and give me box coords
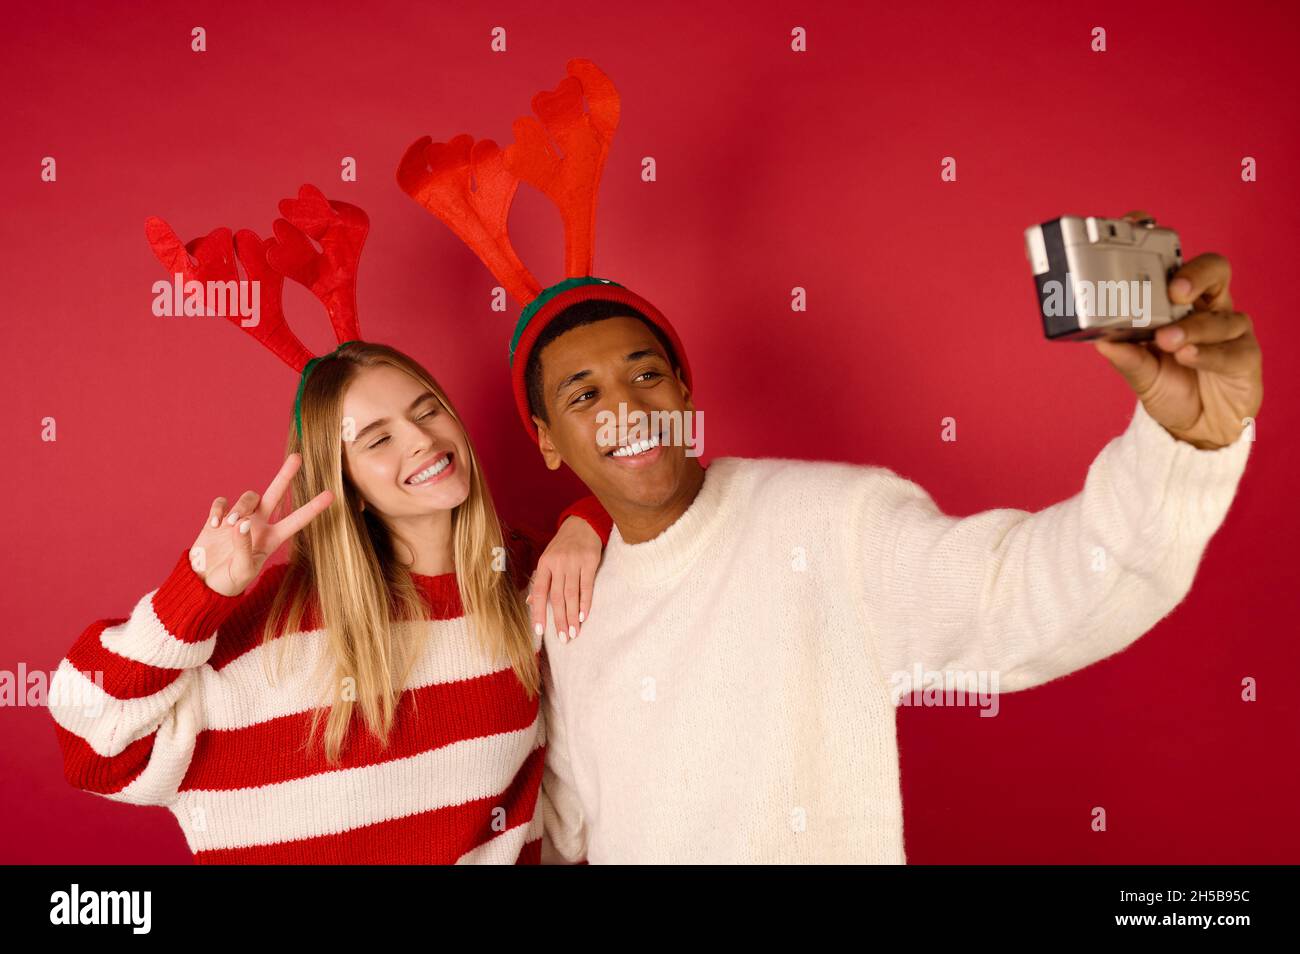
[2,0,1296,863]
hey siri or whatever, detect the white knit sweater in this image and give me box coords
[537,400,1254,863]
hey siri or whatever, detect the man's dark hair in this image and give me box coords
[524,298,682,425]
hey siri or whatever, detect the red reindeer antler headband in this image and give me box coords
[144,184,368,437]
[396,58,693,441]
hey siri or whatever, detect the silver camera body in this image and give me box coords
[1024,216,1191,341]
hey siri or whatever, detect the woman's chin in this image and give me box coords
[408,476,470,512]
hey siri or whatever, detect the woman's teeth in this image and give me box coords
[611,433,661,458]
[407,455,451,485]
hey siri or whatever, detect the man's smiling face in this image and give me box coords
[532,315,695,512]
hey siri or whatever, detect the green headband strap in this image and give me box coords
[508,277,624,365]
[294,340,361,439]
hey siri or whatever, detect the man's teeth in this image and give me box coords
[611,433,661,458]
[407,455,451,484]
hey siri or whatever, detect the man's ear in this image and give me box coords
[534,416,565,471]
[675,367,694,411]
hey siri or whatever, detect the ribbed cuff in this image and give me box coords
[151,549,245,644]
[1122,399,1253,537]
[557,496,613,548]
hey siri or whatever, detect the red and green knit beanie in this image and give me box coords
[397,58,691,442]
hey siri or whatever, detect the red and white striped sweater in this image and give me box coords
[49,504,609,864]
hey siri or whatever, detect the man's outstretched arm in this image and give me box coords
[851,398,1253,694]
[852,232,1263,694]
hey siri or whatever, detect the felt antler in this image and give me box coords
[144,183,367,373]
[267,184,367,346]
[502,58,620,278]
[396,58,620,302]
[397,132,544,306]
[144,218,316,372]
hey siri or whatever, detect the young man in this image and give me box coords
[393,63,1260,862]
[522,243,1261,864]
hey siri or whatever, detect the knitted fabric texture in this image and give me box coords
[49,503,612,864]
[538,400,1253,863]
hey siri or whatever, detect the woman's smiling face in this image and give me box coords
[340,363,471,520]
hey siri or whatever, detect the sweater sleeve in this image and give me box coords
[502,497,613,589]
[850,399,1253,695]
[537,647,589,864]
[48,550,247,807]
[555,495,614,548]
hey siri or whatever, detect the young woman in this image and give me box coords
[47,341,608,861]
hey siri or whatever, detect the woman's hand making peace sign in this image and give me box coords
[188,453,334,597]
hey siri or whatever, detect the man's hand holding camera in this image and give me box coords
[1093,211,1264,451]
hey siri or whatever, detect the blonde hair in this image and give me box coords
[259,342,538,763]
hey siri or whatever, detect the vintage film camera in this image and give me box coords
[1024,216,1190,341]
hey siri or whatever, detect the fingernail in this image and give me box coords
[211,516,220,528]
[1170,277,1192,299]
[1162,326,1185,348]
[226,511,240,526]
[238,519,251,534]
[534,623,544,637]
[560,630,568,644]
[569,625,576,641]
[579,611,585,623]
[1180,344,1198,359]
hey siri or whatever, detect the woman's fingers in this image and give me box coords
[563,569,581,641]
[529,566,552,638]
[549,572,570,645]
[260,453,302,520]
[228,506,256,589]
[266,489,334,552]
[578,559,595,627]
[224,490,261,527]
